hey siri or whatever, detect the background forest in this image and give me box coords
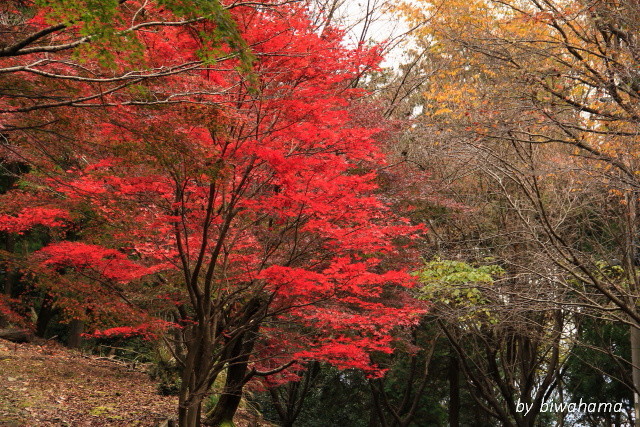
[0,0,639,426]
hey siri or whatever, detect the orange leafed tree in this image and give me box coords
[397,0,640,423]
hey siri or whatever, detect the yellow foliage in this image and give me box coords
[394,0,640,185]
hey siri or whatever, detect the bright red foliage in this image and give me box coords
[0,0,427,422]
[37,242,157,283]
[0,207,70,234]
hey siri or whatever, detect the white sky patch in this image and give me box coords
[313,0,413,68]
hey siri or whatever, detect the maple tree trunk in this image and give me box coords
[1,264,18,300]
[179,397,203,427]
[206,327,259,427]
[206,363,244,426]
[177,323,209,427]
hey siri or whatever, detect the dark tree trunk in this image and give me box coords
[206,330,258,426]
[179,394,204,427]
[67,319,84,348]
[0,328,32,342]
[368,380,388,427]
[35,294,57,338]
[449,353,460,427]
[206,363,245,426]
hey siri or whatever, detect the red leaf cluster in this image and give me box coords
[0,0,428,380]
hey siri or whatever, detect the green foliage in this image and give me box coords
[34,0,126,66]
[204,393,220,416]
[35,0,120,28]
[594,260,625,281]
[33,0,254,73]
[369,322,449,426]
[157,0,255,74]
[415,258,503,287]
[147,342,181,396]
[564,318,634,425]
[415,258,503,321]
[251,334,499,426]
[252,366,371,427]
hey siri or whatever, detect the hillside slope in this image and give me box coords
[0,338,177,426]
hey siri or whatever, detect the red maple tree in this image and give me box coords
[0,1,426,425]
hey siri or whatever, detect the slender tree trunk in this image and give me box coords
[368,394,382,427]
[624,190,640,424]
[631,326,640,424]
[269,361,320,427]
[1,234,15,297]
[448,353,460,427]
[557,375,565,427]
[368,380,388,427]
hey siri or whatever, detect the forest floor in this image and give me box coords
[0,338,269,426]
